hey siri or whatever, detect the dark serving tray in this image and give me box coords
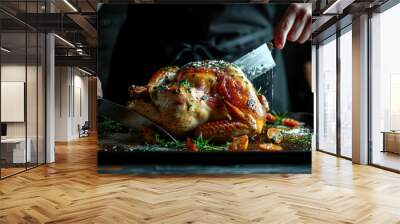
[98,150,311,166]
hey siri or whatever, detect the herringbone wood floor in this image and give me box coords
[1,136,400,224]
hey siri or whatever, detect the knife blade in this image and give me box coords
[233,42,276,81]
[98,98,177,142]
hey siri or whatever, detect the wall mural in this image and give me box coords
[97,3,312,174]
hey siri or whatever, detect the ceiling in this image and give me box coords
[311,0,391,43]
[0,0,98,72]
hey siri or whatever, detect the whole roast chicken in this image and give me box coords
[128,60,269,141]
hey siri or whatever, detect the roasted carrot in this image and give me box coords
[186,138,199,152]
[282,118,300,127]
[228,135,249,151]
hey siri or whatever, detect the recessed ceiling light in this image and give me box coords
[63,0,78,12]
[54,34,75,48]
[78,67,92,76]
[1,47,11,53]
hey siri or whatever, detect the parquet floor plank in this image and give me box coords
[0,136,400,223]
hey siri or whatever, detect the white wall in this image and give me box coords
[55,66,69,141]
[1,65,42,137]
[1,66,25,127]
[72,73,89,138]
[1,63,46,163]
[55,67,89,141]
[1,65,27,139]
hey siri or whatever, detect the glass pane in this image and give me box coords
[317,37,337,154]
[27,31,38,169]
[371,4,400,171]
[38,33,45,165]
[1,31,27,177]
[26,0,39,169]
[340,29,352,158]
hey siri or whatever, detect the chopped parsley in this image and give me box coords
[155,85,167,91]
[178,79,192,88]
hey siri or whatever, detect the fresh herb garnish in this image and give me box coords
[191,134,226,152]
[285,133,312,149]
[155,85,167,91]
[152,133,226,152]
[178,79,192,88]
[154,133,185,149]
[271,111,289,125]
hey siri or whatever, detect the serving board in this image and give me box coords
[98,150,311,165]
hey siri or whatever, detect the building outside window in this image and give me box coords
[317,35,337,155]
[339,28,352,159]
[370,3,400,171]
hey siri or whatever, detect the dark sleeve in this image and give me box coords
[106,6,175,104]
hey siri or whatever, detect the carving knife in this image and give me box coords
[98,98,177,142]
[233,42,276,81]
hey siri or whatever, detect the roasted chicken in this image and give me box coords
[128,60,269,142]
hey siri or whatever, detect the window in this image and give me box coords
[317,36,337,154]
[1,31,28,177]
[0,1,47,179]
[339,28,352,158]
[370,3,400,171]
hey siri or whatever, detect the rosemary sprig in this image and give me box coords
[285,133,312,148]
[271,111,289,125]
[154,133,185,149]
[192,134,226,152]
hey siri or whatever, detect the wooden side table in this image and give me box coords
[0,138,32,164]
[381,131,400,154]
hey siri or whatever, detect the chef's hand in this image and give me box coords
[274,3,312,49]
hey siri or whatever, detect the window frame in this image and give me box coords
[315,22,353,161]
[0,0,48,180]
[367,0,400,173]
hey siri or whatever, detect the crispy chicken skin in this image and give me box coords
[128,60,269,141]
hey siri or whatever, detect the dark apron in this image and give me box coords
[99,4,290,112]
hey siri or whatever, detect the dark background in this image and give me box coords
[98,4,312,114]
